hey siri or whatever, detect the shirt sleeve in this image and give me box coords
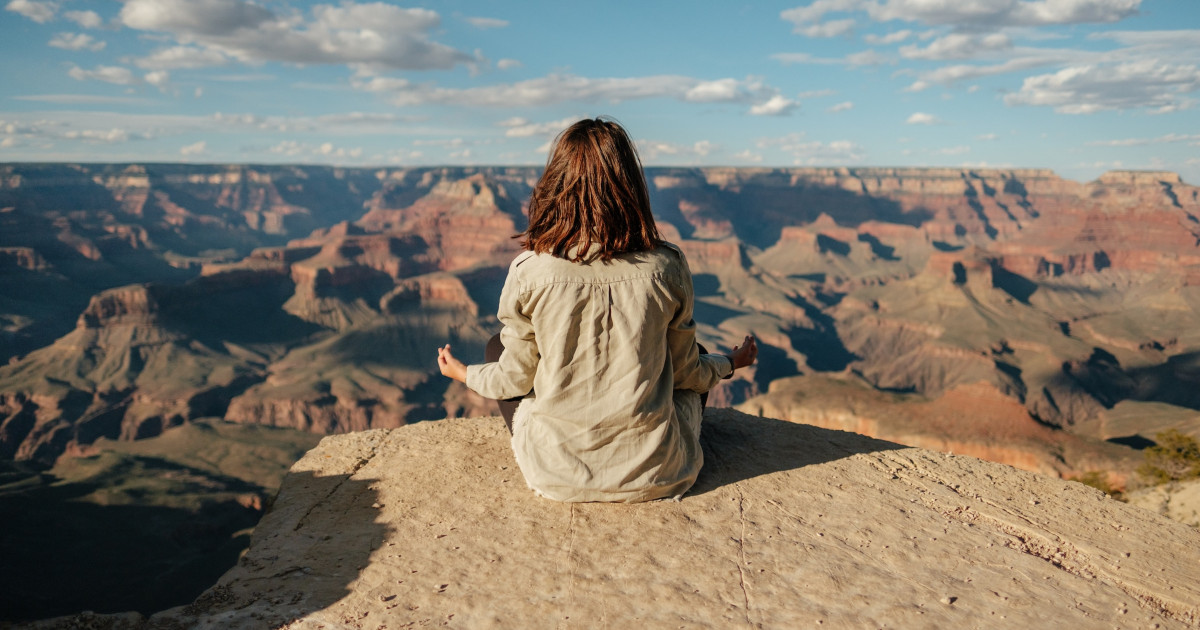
[465,256,539,400]
[665,245,733,392]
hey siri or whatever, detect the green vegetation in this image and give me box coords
[1138,429,1200,485]
[1074,470,1125,501]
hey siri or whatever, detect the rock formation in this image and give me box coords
[3,165,1200,484]
[36,409,1200,629]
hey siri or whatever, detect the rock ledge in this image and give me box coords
[47,409,1200,628]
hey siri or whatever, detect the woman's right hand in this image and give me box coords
[728,335,758,370]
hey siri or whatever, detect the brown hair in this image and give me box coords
[521,117,661,261]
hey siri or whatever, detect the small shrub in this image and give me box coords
[1137,429,1200,485]
[1075,471,1124,500]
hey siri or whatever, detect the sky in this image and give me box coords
[1,0,1198,184]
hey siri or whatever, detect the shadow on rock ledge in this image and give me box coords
[37,409,1200,629]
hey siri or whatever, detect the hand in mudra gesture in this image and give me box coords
[437,344,467,383]
[727,335,758,371]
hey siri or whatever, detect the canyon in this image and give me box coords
[2,163,1199,484]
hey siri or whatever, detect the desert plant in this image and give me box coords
[1074,470,1124,500]
[1137,429,1200,485]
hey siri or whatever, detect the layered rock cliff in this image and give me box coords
[3,165,1200,483]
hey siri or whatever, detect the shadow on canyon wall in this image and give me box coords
[0,457,260,621]
[0,463,384,624]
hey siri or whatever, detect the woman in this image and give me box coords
[437,117,756,502]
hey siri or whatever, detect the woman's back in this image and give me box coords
[437,117,755,503]
[468,243,730,502]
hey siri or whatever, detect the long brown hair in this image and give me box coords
[521,117,662,261]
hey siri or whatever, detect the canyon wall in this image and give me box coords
[2,164,1199,480]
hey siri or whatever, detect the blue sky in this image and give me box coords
[2,0,1198,183]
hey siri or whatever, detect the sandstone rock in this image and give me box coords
[0,246,49,271]
[104,409,1197,629]
[1128,478,1200,528]
[6,163,1200,490]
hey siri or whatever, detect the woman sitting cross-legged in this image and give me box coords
[437,117,757,503]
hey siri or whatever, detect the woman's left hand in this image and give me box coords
[438,344,468,383]
[728,334,758,370]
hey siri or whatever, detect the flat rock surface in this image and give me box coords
[130,409,1200,629]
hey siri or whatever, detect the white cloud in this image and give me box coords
[63,128,133,143]
[782,0,1142,31]
[781,0,863,28]
[771,53,838,65]
[685,78,749,102]
[845,49,891,66]
[317,112,410,126]
[977,132,998,140]
[497,58,522,70]
[119,0,474,71]
[685,77,777,104]
[68,65,139,86]
[637,139,720,162]
[268,140,305,156]
[905,56,1059,90]
[0,118,144,151]
[1088,29,1200,52]
[501,116,579,138]
[1086,133,1200,147]
[49,32,105,51]
[134,46,229,70]
[13,94,154,104]
[204,111,413,135]
[905,112,940,125]
[465,16,508,29]
[772,50,888,66]
[733,149,763,163]
[0,111,239,154]
[759,132,865,164]
[749,95,798,116]
[5,0,56,23]
[384,148,425,163]
[796,90,836,102]
[354,73,779,108]
[939,145,970,155]
[799,18,856,38]
[412,137,466,148]
[120,0,274,36]
[827,101,854,112]
[269,140,364,160]
[1004,60,1200,114]
[144,70,170,87]
[213,73,275,82]
[864,29,911,44]
[900,33,1012,60]
[180,140,206,156]
[64,9,101,28]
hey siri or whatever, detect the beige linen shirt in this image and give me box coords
[465,243,732,502]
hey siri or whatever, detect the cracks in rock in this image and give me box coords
[733,486,753,627]
[867,451,1197,625]
[294,448,379,532]
[555,504,577,630]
